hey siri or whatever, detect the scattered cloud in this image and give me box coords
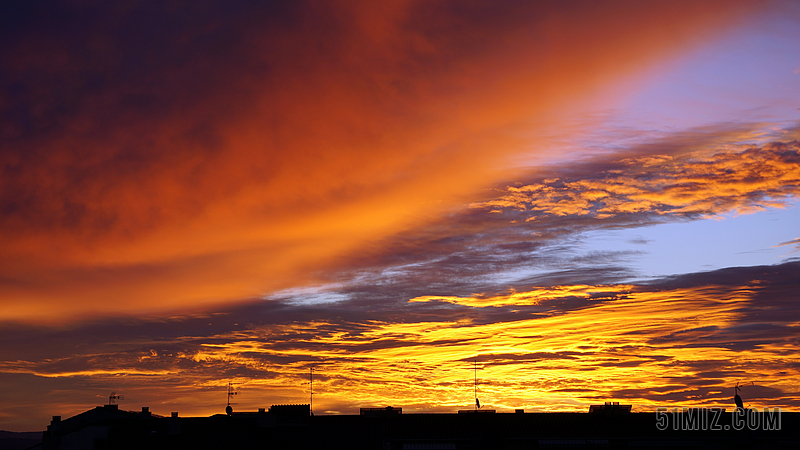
[473,140,800,222]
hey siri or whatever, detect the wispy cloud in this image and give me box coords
[775,237,800,251]
[409,285,632,308]
[2,262,798,425]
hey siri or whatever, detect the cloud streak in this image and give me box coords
[1,262,798,429]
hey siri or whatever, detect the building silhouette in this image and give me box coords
[37,403,799,449]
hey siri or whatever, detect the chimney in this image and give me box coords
[169,412,181,435]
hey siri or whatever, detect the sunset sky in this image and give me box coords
[2,0,800,432]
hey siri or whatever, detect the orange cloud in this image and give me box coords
[474,140,800,221]
[0,1,764,322]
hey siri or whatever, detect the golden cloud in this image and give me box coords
[409,285,632,308]
[474,142,800,221]
[8,265,799,420]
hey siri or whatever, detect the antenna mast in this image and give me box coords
[463,358,483,411]
[474,359,479,410]
[303,367,314,416]
[226,381,238,415]
[108,392,124,405]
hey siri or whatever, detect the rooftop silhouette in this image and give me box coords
[36,402,799,450]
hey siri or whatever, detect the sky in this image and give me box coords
[1,0,799,432]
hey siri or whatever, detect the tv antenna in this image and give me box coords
[734,381,754,410]
[108,392,124,405]
[302,367,314,416]
[226,381,238,415]
[464,358,484,411]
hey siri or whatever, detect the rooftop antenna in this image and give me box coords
[303,367,314,416]
[226,381,238,416]
[734,381,754,411]
[108,392,124,405]
[464,358,484,411]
